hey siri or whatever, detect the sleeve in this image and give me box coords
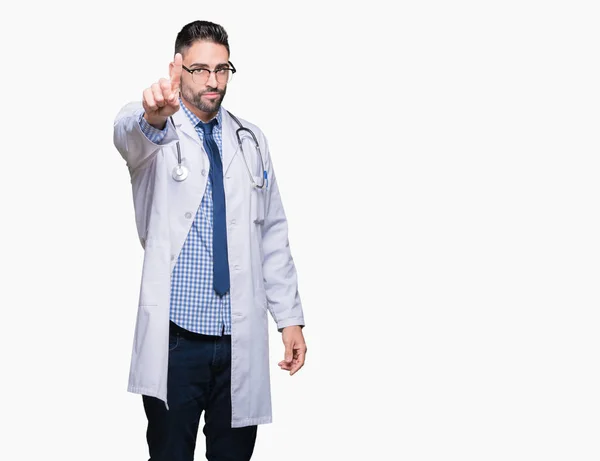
[139,112,169,144]
[113,101,179,172]
[260,136,305,332]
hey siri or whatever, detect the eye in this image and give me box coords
[193,68,209,75]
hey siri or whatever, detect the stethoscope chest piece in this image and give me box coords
[172,165,189,182]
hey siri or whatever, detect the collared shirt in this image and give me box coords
[138,101,231,336]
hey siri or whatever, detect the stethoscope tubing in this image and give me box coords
[170,112,266,188]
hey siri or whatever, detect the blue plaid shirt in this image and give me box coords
[139,102,231,336]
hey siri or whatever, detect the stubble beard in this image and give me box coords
[181,83,227,115]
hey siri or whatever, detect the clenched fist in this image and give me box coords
[142,53,183,129]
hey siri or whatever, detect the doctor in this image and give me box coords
[113,20,306,461]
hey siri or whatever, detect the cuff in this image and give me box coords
[276,318,305,333]
[138,112,169,144]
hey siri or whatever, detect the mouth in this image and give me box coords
[203,92,221,99]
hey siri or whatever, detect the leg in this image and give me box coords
[142,328,214,461]
[143,394,201,461]
[203,335,257,461]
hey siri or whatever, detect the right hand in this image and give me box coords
[142,53,183,128]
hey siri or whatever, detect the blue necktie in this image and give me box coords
[200,119,230,296]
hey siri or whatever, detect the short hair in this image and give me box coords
[174,20,230,57]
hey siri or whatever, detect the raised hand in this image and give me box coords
[142,53,183,128]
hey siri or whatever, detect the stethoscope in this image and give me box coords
[171,110,267,189]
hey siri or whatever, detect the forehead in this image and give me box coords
[182,40,229,65]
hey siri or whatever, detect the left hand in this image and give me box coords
[278,326,307,376]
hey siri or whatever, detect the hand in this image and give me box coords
[278,326,307,376]
[142,53,183,128]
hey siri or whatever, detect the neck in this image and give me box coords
[181,96,218,122]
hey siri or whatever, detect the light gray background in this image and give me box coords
[0,1,598,459]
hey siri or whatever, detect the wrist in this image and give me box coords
[143,112,168,130]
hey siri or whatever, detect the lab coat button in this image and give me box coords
[230,219,236,225]
[201,169,207,176]
[185,212,192,219]
[171,255,175,261]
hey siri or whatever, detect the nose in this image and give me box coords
[206,70,219,87]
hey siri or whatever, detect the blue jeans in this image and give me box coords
[142,323,257,461]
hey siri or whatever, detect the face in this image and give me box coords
[178,40,230,115]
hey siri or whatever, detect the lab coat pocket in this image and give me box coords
[250,177,266,225]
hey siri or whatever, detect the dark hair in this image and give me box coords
[175,20,230,57]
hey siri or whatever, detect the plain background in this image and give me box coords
[1,0,599,459]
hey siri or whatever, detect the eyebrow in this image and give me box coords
[189,62,230,69]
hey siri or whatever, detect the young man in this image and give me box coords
[113,20,306,461]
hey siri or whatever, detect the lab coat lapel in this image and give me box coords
[172,107,201,146]
[221,109,239,174]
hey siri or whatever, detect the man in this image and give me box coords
[113,20,306,461]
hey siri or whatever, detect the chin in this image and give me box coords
[208,99,224,112]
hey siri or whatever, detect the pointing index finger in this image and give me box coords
[170,53,183,93]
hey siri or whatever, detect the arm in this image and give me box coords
[113,102,179,172]
[113,53,183,172]
[260,140,307,376]
[261,153,305,332]
[260,145,307,376]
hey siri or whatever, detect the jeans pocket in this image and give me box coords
[168,333,180,351]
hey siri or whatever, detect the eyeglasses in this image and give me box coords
[182,62,237,84]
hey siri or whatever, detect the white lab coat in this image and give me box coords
[113,102,304,427]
